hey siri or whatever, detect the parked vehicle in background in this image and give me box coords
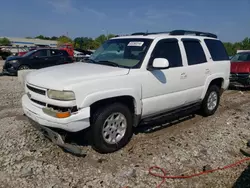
[22,30,230,154]
[74,48,93,61]
[16,45,51,57]
[0,48,12,60]
[59,43,74,58]
[230,52,250,87]
[2,48,74,75]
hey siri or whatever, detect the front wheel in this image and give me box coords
[201,85,220,116]
[91,103,133,153]
[18,65,30,70]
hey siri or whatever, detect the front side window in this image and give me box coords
[151,39,183,68]
[89,38,153,68]
[183,40,207,65]
[31,50,48,57]
[231,53,250,62]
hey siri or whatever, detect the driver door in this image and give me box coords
[141,39,188,117]
[29,49,49,69]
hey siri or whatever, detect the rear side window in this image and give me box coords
[152,39,182,68]
[50,50,60,56]
[183,40,207,65]
[204,39,229,61]
[60,50,69,56]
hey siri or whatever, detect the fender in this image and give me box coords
[201,73,225,99]
[79,88,142,115]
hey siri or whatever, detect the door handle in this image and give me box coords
[44,58,48,60]
[180,73,187,79]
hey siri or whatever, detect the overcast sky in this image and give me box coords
[0,0,249,42]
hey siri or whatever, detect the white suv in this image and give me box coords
[22,30,230,153]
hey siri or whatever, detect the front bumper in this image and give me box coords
[230,73,250,87]
[22,94,90,132]
[29,119,87,156]
[2,62,18,75]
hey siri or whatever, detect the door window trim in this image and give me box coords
[181,38,208,65]
[147,38,183,69]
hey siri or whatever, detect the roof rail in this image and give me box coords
[116,30,217,38]
[131,31,170,36]
[169,30,217,38]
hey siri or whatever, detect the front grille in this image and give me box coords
[27,84,46,95]
[31,98,46,106]
[47,104,78,113]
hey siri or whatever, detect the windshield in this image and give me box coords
[22,50,37,57]
[88,38,153,68]
[231,53,250,62]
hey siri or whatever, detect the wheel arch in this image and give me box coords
[202,76,224,99]
[79,89,142,116]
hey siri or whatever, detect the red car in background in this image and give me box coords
[230,52,250,88]
[58,43,74,57]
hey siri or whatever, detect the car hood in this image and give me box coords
[231,61,250,73]
[26,62,130,90]
[6,56,23,61]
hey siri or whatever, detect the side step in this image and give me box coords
[141,102,201,124]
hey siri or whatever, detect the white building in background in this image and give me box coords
[0,37,58,47]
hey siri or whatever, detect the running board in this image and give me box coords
[141,102,201,124]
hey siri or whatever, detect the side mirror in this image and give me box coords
[150,58,169,69]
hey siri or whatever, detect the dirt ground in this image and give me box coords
[0,60,250,188]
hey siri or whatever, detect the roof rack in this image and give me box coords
[130,30,217,38]
[169,30,217,38]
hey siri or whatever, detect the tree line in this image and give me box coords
[28,34,116,50]
[1,35,250,56]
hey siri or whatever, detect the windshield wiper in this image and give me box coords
[86,59,97,63]
[97,61,129,68]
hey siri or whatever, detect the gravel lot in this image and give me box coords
[0,60,250,188]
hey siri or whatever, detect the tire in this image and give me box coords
[18,65,30,70]
[201,85,220,116]
[91,103,133,153]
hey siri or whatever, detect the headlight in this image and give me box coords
[8,60,18,63]
[47,90,75,101]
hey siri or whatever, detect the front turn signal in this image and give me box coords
[56,111,71,118]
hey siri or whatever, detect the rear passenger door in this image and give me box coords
[181,39,209,104]
[48,49,65,67]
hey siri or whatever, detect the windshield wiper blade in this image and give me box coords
[97,61,128,68]
[86,59,97,63]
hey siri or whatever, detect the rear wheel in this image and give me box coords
[91,103,133,153]
[201,85,220,116]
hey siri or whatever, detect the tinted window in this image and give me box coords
[60,50,69,56]
[183,40,207,65]
[231,53,250,62]
[50,49,60,56]
[204,39,229,61]
[152,39,182,68]
[32,50,47,57]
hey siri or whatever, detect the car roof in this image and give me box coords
[112,34,218,41]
